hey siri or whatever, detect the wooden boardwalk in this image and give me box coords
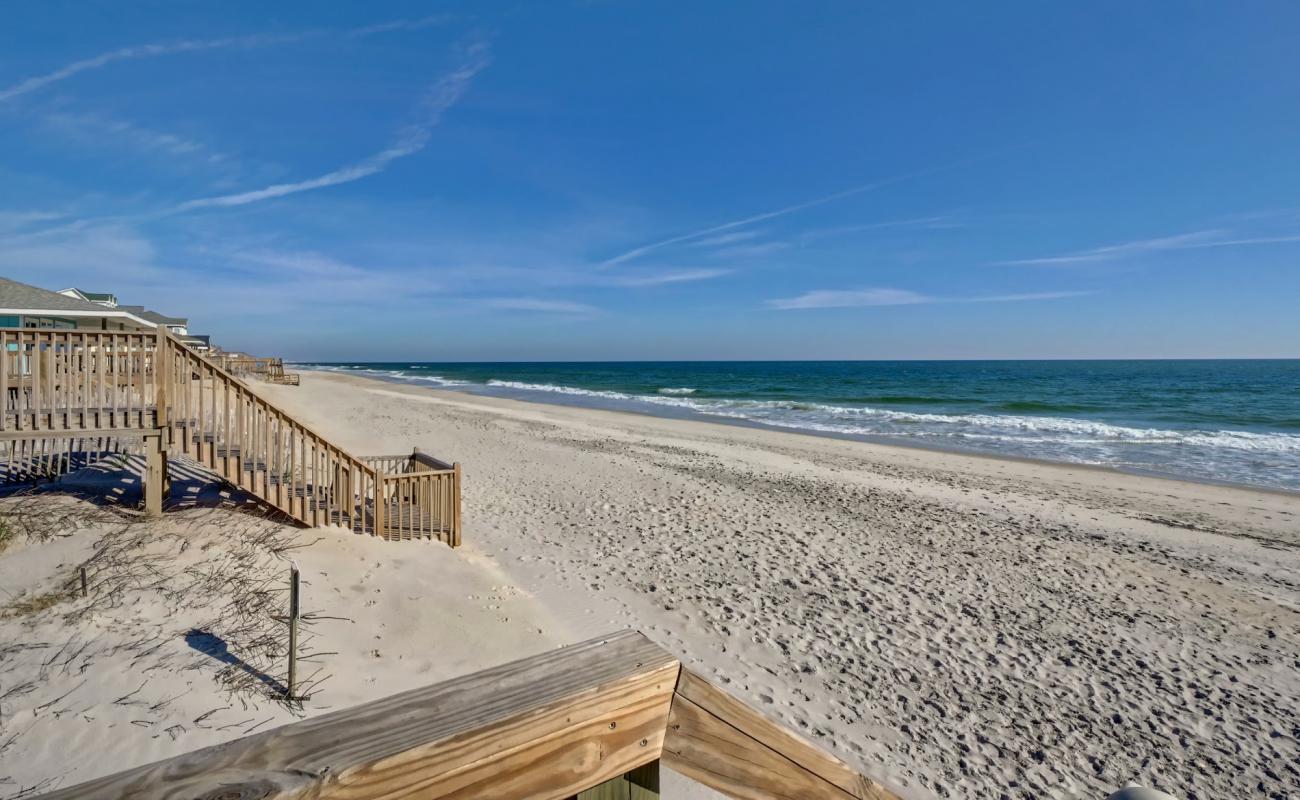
[0,328,460,544]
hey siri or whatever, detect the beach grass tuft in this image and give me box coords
[2,583,72,618]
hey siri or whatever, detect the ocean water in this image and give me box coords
[297,360,1300,492]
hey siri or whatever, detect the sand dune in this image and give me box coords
[0,492,562,796]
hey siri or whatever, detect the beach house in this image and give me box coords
[22,281,212,350]
[3,278,158,330]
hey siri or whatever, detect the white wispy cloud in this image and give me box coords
[177,42,490,210]
[768,288,1091,310]
[38,110,232,166]
[710,241,791,260]
[0,16,459,105]
[481,297,600,314]
[800,216,961,242]
[0,222,169,285]
[610,268,732,287]
[598,166,956,269]
[0,210,66,233]
[228,249,378,281]
[687,230,764,248]
[0,33,316,104]
[346,14,455,38]
[599,157,982,267]
[1005,229,1300,265]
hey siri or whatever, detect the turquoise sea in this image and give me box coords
[298,360,1300,492]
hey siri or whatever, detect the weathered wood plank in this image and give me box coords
[663,670,900,800]
[38,631,678,800]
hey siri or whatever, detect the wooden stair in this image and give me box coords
[0,328,461,544]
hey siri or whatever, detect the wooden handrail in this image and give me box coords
[33,630,897,800]
[0,328,461,544]
[413,446,455,471]
[161,335,358,463]
[1,328,161,432]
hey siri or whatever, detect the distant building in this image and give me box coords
[177,333,212,353]
[116,305,189,336]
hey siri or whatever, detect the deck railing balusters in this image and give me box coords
[0,328,459,544]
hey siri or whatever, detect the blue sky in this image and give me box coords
[1,2,1298,360]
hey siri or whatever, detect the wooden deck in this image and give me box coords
[0,328,460,544]
[34,631,899,800]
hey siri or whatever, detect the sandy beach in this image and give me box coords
[2,368,1298,798]
[262,371,1299,798]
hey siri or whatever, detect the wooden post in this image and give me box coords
[154,327,171,429]
[287,561,300,699]
[373,471,387,539]
[451,462,462,547]
[79,566,88,598]
[143,430,167,516]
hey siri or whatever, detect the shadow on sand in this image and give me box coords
[0,452,279,517]
[184,629,287,696]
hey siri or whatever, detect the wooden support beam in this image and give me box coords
[662,670,901,800]
[143,429,167,516]
[37,631,678,800]
[0,428,148,442]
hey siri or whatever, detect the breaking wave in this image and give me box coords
[294,362,1300,490]
[481,380,1300,456]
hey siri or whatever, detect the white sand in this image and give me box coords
[259,371,1300,799]
[2,368,1297,798]
[0,492,563,796]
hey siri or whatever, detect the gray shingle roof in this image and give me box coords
[0,277,114,312]
[116,305,187,325]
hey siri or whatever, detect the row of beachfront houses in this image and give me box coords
[0,276,214,353]
[1,275,298,384]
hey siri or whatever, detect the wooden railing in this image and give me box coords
[364,449,462,545]
[217,354,300,385]
[2,329,160,432]
[0,328,460,544]
[34,630,899,800]
[162,339,382,532]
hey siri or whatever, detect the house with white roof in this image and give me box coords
[3,278,212,350]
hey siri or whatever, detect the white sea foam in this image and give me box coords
[295,367,1299,488]
[487,379,638,401]
[483,379,1300,456]
[327,367,471,388]
[387,371,469,387]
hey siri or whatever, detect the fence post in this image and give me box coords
[286,561,300,699]
[154,326,171,429]
[373,471,387,539]
[143,430,167,516]
[452,462,462,547]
